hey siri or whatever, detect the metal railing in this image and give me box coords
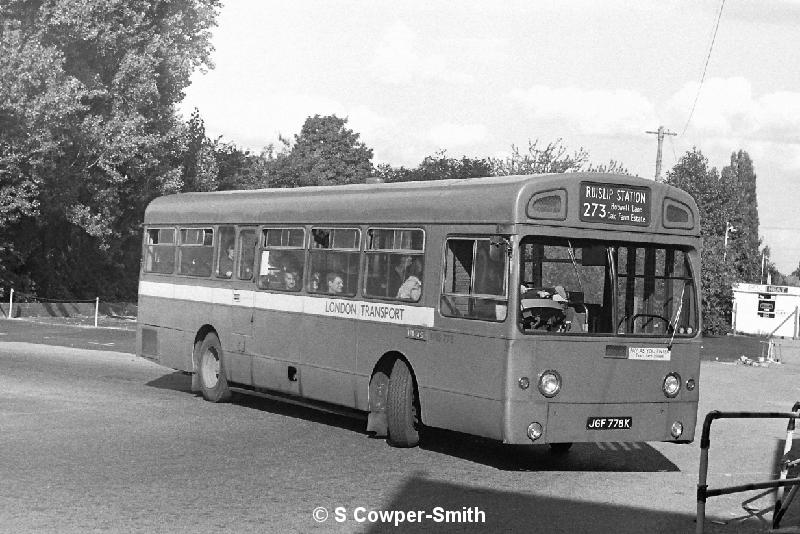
[696,402,800,533]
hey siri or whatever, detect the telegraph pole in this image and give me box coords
[646,126,677,182]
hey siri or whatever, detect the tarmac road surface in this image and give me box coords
[0,317,136,354]
[1,323,800,532]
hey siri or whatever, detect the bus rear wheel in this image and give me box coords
[387,359,420,448]
[198,333,232,403]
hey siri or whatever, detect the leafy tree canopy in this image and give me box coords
[269,114,374,187]
[0,0,220,298]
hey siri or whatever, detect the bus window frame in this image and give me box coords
[612,243,698,338]
[257,226,307,292]
[516,235,699,338]
[143,226,176,275]
[440,234,510,322]
[363,226,426,304]
[308,226,362,297]
[177,226,214,278]
[214,225,237,280]
[236,226,258,281]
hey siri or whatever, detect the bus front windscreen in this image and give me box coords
[519,236,697,337]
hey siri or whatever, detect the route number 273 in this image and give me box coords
[583,202,607,218]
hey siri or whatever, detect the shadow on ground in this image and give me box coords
[147,371,679,473]
[360,474,714,534]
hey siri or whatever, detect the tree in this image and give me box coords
[374,139,631,184]
[181,108,219,192]
[490,139,591,176]
[0,0,220,299]
[782,261,800,287]
[214,141,266,191]
[378,151,492,183]
[792,262,800,281]
[699,236,736,335]
[720,151,761,283]
[665,148,734,238]
[270,115,374,187]
[664,148,739,334]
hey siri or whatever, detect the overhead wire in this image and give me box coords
[681,0,726,136]
[668,134,678,164]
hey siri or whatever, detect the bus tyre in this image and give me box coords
[549,442,573,454]
[198,333,232,403]
[387,359,420,448]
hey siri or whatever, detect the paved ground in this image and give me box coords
[2,318,800,532]
[0,317,136,354]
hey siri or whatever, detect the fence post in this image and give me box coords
[94,297,99,327]
[8,288,13,319]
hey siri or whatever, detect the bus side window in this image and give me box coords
[215,226,236,279]
[237,228,256,280]
[309,227,360,296]
[144,228,175,274]
[178,228,213,277]
[364,228,425,302]
[257,227,305,291]
[441,237,508,321]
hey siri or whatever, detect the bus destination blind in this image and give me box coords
[579,182,651,226]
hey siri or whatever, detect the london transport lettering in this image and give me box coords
[324,299,406,321]
[579,182,651,226]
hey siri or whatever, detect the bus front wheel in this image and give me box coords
[198,333,232,403]
[387,359,420,448]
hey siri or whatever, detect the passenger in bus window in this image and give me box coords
[219,242,235,278]
[309,272,321,292]
[389,255,413,296]
[396,259,423,301]
[326,272,344,294]
[283,270,299,291]
[240,261,253,280]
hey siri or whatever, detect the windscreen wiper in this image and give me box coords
[668,281,687,350]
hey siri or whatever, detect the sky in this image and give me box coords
[180,0,800,274]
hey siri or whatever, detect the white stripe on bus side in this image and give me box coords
[139,280,435,327]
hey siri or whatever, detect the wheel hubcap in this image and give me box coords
[201,349,220,389]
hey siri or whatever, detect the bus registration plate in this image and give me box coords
[586,417,632,430]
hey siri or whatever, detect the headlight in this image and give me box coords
[538,370,562,398]
[663,372,681,398]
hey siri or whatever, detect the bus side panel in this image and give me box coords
[417,329,508,440]
[251,306,302,395]
[209,293,252,386]
[138,323,193,372]
[138,291,197,373]
[355,321,506,440]
[421,389,504,440]
[355,322,423,412]
[299,312,358,407]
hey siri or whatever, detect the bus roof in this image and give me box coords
[144,173,700,235]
